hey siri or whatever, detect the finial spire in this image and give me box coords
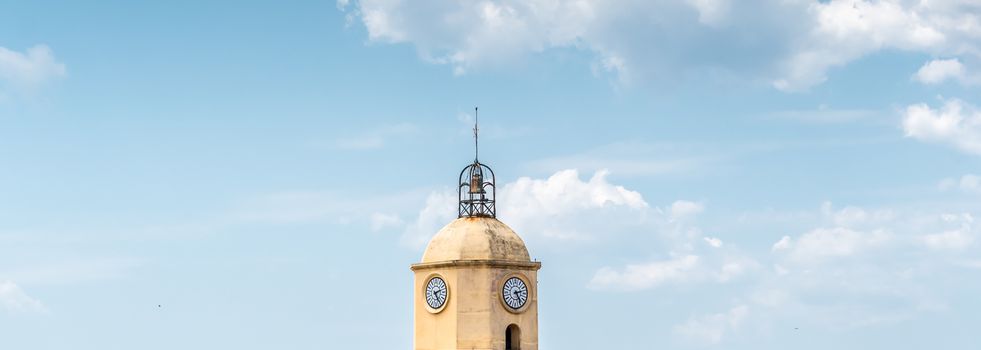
[473,106,479,162]
[458,106,496,218]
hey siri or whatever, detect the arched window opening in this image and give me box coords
[505,324,521,350]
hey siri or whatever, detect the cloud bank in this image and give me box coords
[339,0,981,90]
[394,169,981,344]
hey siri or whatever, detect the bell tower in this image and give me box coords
[411,108,541,350]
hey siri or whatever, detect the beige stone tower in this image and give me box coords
[412,110,541,350]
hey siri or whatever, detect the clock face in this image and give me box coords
[425,277,448,310]
[502,277,529,310]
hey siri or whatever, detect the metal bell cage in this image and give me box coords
[458,160,496,218]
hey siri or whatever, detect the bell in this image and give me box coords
[469,172,485,194]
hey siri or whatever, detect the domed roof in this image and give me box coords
[421,217,531,263]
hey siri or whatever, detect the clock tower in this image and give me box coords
[411,110,541,350]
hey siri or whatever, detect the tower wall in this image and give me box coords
[413,261,540,350]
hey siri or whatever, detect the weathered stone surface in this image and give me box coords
[422,217,531,263]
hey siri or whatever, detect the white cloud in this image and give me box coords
[497,169,648,240]
[589,236,757,291]
[501,169,648,213]
[923,229,975,250]
[774,0,949,91]
[922,213,975,250]
[670,200,704,221]
[754,205,981,333]
[773,202,981,261]
[771,235,791,252]
[960,174,981,193]
[589,255,701,291]
[779,227,890,263]
[821,201,895,228]
[586,197,756,290]
[342,1,981,91]
[717,255,756,282]
[581,198,981,342]
[913,58,966,84]
[703,236,722,248]
[903,99,981,155]
[673,305,749,345]
[0,45,66,99]
[940,174,981,193]
[0,281,45,313]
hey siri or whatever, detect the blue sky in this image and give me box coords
[2,0,981,349]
